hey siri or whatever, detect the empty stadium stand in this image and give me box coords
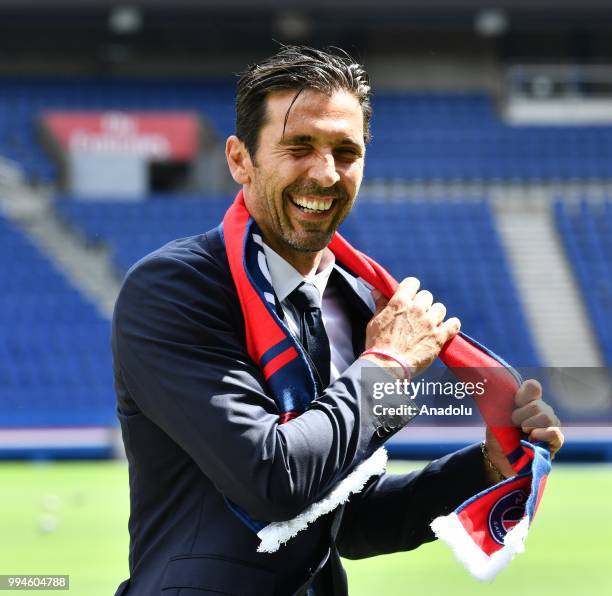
[368,94,612,182]
[3,78,612,183]
[55,194,230,273]
[0,213,115,457]
[554,200,612,365]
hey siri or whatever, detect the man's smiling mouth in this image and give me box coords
[289,195,334,213]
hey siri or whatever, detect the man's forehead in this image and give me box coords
[263,88,364,142]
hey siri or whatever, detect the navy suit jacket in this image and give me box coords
[112,226,489,595]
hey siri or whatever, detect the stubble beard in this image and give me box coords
[279,190,349,253]
[279,183,352,252]
[282,226,334,253]
[252,173,352,254]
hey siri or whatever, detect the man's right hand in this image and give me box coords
[361,277,461,378]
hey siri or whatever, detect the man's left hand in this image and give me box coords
[484,379,564,481]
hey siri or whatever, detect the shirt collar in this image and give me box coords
[262,243,336,303]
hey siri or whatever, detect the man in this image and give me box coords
[112,46,562,595]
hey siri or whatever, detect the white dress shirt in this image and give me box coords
[262,244,355,384]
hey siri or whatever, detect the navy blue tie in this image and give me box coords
[288,282,331,393]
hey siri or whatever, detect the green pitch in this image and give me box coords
[1,460,610,595]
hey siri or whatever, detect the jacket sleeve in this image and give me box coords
[336,443,490,559]
[112,247,405,523]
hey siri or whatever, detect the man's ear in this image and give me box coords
[226,135,253,185]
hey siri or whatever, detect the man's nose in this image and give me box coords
[308,151,340,187]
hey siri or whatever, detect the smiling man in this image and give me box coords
[228,88,363,270]
[112,46,562,596]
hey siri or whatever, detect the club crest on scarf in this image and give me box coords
[489,489,527,544]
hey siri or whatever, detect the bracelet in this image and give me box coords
[481,441,506,483]
[360,349,412,381]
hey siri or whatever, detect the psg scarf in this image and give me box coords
[222,190,551,580]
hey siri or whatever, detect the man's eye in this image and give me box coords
[335,149,360,160]
[289,146,311,155]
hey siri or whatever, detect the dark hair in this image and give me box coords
[235,45,372,158]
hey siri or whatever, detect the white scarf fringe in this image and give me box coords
[257,447,388,553]
[431,512,530,581]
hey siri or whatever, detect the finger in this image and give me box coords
[528,427,564,459]
[428,302,447,325]
[413,290,433,311]
[396,277,420,301]
[511,400,542,425]
[514,379,542,408]
[517,411,560,435]
[512,400,559,428]
[520,413,557,434]
[438,317,461,342]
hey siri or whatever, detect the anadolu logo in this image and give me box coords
[488,489,527,545]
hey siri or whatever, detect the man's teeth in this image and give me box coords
[292,196,333,212]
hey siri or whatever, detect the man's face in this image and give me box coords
[242,88,365,257]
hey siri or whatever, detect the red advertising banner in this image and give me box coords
[41,111,200,160]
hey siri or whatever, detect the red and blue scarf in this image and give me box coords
[222,190,551,580]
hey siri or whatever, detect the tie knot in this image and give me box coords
[288,282,321,311]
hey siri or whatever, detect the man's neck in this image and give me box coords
[262,237,324,277]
